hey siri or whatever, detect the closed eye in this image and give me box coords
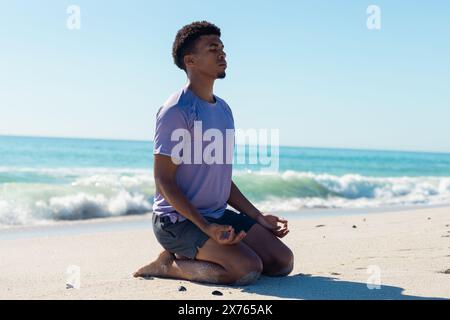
[209,44,224,50]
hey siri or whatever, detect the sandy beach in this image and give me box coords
[1,205,449,300]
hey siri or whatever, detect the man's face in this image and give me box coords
[185,34,227,79]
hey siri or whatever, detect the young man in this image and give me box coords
[133,21,294,285]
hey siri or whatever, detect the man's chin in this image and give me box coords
[217,71,226,79]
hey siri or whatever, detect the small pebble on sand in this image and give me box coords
[352,225,357,228]
[178,286,187,292]
[212,290,223,296]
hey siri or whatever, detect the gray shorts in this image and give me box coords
[152,209,257,259]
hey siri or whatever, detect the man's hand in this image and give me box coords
[256,214,289,238]
[204,223,247,245]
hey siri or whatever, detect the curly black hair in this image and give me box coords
[172,21,221,71]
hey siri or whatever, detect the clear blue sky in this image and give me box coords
[1,1,449,153]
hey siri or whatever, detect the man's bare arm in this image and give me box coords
[227,180,263,221]
[154,154,246,244]
[154,154,210,231]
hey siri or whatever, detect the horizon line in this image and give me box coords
[1,133,449,156]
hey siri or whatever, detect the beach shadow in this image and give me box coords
[136,273,446,300]
[232,273,447,300]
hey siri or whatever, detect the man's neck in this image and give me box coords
[187,75,215,103]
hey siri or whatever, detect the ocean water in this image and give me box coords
[1,135,450,227]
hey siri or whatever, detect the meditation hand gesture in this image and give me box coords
[205,223,247,245]
[257,214,289,238]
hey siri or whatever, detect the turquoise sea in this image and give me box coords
[1,135,450,227]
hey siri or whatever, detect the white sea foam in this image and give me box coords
[1,169,450,227]
[0,185,153,227]
[234,171,450,210]
[36,190,152,220]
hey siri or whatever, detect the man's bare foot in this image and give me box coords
[133,250,175,278]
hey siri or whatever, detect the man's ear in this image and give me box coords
[184,54,195,69]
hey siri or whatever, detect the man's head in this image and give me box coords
[172,21,227,79]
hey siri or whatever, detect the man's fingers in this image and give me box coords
[277,217,288,223]
[237,230,247,241]
[228,230,242,244]
[230,231,246,244]
[274,227,289,238]
[218,226,234,241]
[277,229,289,238]
[275,216,288,224]
[215,225,248,244]
[221,225,233,232]
[280,220,288,230]
[227,228,235,240]
[222,230,246,245]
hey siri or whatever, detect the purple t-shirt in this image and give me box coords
[152,85,235,223]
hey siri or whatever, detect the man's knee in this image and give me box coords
[264,247,294,277]
[226,256,263,286]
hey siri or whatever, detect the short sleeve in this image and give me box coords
[223,101,234,125]
[153,106,188,158]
